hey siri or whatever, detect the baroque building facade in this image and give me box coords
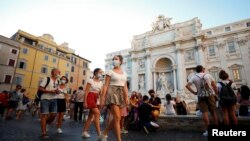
[105,15,250,101]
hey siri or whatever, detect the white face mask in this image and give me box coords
[96,74,102,79]
[112,60,120,67]
[61,80,66,84]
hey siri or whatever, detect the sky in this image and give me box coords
[1,0,250,70]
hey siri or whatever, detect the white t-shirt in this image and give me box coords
[75,90,84,102]
[57,87,68,99]
[106,70,127,86]
[88,79,103,93]
[88,79,103,105]
[40,77,59,100]
[164,100,176,115]
[188,73,215,96]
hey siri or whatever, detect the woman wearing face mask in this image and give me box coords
[56,76,69,134]
[82,68,103,139]
[100,55,129,141]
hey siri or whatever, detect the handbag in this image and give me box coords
[22,95,29,105]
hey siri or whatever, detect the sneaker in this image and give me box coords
[100,133,108,141]
[143,126,149,134]
[121,129,128,134]
[57,128,63,134]
[202,130,208,136]
[150,121,159,128]
[82,131,90,138]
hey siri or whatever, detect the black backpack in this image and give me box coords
[35,77,50,101]
[218,82,236,106]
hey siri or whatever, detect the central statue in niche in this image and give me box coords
[157,72,171,98]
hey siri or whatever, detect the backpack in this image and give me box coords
[218,82,236,106]
[196,74,212,97]
[35,77,50,101]
[22,95,29,105]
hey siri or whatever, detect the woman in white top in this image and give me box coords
[56,76,69,133]
[164,94,176,115]
[82,68,103,139]
[16,88,29,120]
[100,55,129,141]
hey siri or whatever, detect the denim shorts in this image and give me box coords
[40,99,57,114]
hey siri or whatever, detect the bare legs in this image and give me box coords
[202,111,218,131]
[221,105,238,125]
[57,112,64,129]
[102,105,122,141]
[82,108,101,136]
[41,113,56,135]
[16,110,24,119]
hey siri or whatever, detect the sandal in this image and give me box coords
[41,133,49,139]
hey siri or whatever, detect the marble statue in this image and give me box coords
[138,75,145,90]
[152,15,172,32]
[157,73,169,92]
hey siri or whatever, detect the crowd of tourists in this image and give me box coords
[1,58,250,140]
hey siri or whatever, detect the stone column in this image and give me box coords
[172,65,177,96]
[196,38,205,66]
[176,43,184,92]
[217,42,226,69]
[197,45,205,65]
[146,50,152,90]
[131,57,138,91]
[153,72,157,92]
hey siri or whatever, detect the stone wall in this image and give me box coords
[158,115,204,131]
[157,115,250,131]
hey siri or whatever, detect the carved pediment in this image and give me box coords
[237,39,248,46]
[228,64,243,68]
[208,66,220,70]
[216,41,226,48]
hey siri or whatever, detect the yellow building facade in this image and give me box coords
[69,54,90,91]
[11,30,91,99]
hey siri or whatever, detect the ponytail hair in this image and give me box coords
[166,94,172,105]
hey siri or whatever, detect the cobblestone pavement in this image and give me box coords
[0,113,208,141]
